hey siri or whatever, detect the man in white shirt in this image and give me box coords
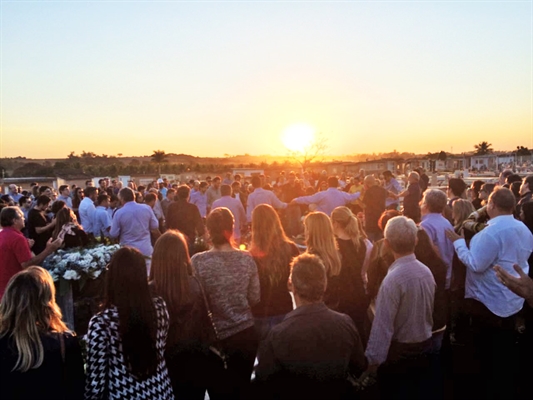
[291,176,361,217]
[446,187,533,400]
[212,185,246,243]
[79,187,97,236]
[246,176,287,223]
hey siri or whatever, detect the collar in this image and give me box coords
[487,214,515,225]
[2,226,24,236]
[389,253,417,272]
[284,302,328,321]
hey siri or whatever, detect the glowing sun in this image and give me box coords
[281,124,316,152]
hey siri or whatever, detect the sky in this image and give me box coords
[1,0,531,159]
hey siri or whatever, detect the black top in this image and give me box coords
[27,209,52,255]
[252,242,300,318]
[166,200,205,244]
[63,227,89,249]
[336,238,369,322]
[0,331,85,400]
[403,182,421,223]
[363,185,388,233]
[255,302,367,400]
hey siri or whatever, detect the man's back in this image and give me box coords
[364,185,388,233]
[166,200,205,243]
[256,302,366,399]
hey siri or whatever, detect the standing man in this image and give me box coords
[56,185,73,208]
[7,184,22,203]
[247,176,287,223]
[0,207,62,298]
[446,188,533,399]
[92,194,112,239]
[362,175,388,242]
[160,188,176,219]
[206,176,222,212]
[212,185,246,244]
[27,195,55,255]
[365,216,436,400]
[79,187,98,237]
[517,175,533,216]
[383,171,402,210]
[190,181,209,218]
[110,188,161,274]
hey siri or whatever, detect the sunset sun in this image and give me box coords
[281,124,316,153]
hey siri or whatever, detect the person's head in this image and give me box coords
[199,181,208,193]
[331,206,366,247]
[220,184,232,197]
[288,254,327,305]
[212,176,221,189]
[206,207,234,248]
[421,189,447,214]
[234,174,241,182]
[303,212,341,277]
[520,175,533,196]
[479,183,495,201]
[0,206,25,230]
[251,175,261,189]
[109,194,119,209]
[378,209,402,232]
[74,187,84,199]
[471,180,484,198]
[1,195,15,206]
[384,216,418,257]
[327,176,338,188]
[18,196,31,209]
[35,195,51,210]
[510,181,521,199]
[52,207,78,240]
[38,186,52,198]
[165,188,176,200]
[383,170,393,182]
[85,186,98,201]
[97,194,110,208]
[104,247,157,378]
[118,187,135,204]
[448,178,467,199]
[231,181,241,194]
[0,266,68,372]
[506,174,522,186]
[487,187,516,218]
[452,199,476,227]
[150,230,192,315]
[58,185,70,197]
[176,185,191,201]
[144,192,157,208]
[408,171,420,184]
[8,184,18,194]
[50,200,66,216]
[85,180,94,187]
[363,175,376,188]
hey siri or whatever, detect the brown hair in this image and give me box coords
[206,207,235,247]
[52,207,79,240]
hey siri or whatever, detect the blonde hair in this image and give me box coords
[0,267,69,372]
[250,205,296,286]
[304,212,341,277]
[452,199,476,228]
[331,206,365,250]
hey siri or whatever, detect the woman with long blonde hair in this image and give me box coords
[249,204,300,340]
[0,266,85,399]
[303,212,342,309]
[331,206,372,342]
[150,230,210,400]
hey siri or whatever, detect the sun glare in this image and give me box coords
[281,124,316,153]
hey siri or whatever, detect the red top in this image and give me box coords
[0,227,32,299]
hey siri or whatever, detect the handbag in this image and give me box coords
[193,275,228,370]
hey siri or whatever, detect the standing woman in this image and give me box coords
[52,207,89,249]
[191,207,260,400]
[0,267,85,399]
[330,206,372,342]
[249,204,300,341]
[303,212,342,310]
[72,187,84,219]
[150,230,210,400]
[85,247,174,400]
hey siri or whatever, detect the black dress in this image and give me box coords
[0,331,85,399]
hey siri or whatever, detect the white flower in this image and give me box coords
[63,270,80,280]
[92,270,102,278]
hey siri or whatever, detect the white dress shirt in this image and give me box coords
[293,187,361,217]
[246,187,287,223]
[79,197,96,234]
[453,214,533,317]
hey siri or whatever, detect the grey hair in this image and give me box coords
[422,189,447,213]
[384,216,418,254]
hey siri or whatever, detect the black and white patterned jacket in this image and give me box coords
[85,297,174,400]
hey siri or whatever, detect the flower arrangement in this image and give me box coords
[43,244,120,284]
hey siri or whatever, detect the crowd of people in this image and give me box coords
[0,167,532,400]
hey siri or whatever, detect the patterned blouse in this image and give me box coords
[85,297,174,400]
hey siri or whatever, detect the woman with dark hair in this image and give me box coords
[331,206,372,343]
[191,207,260,400]
[52,207,88,249]
[470,180,485,209]
[150,230,210,400]
[72,187,84,218]
[85,247,174,399]
[249,204,299,341]
[0,266,85,399]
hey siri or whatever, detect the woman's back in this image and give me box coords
[191,250,260,340]
[336,238,369,317]
[85,296,174,400]
[0,331,84,400]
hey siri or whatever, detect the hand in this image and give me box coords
[445,229,463,243]
[27,238,35,249]
[494,264,533,306]
[46,237,63,252]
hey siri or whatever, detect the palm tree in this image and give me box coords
[474,141,493,155]
[150,150,168,175]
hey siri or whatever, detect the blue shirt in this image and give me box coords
[110,201,159,257]
[190,191,208,218]
[56,195,73,208]
[246,188,287,223]
[420,213,455,289]
[384,178,402,207]
[293,188,361,217]
[454,214,533,317]
[93,206,112,238]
